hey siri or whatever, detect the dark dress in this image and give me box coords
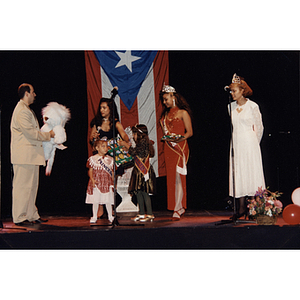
[90,120,116,144]
[128,138,156,195]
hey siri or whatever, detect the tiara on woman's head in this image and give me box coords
[134,124,143,134]
[162,83,176,93]
[232,73,241,84]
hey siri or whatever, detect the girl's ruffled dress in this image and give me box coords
[85,154,114,205]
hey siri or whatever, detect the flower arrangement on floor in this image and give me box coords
[248,187,283,218]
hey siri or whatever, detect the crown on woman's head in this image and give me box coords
[134,124,144,134]
[162,83,176,93]
[232,73,241,84]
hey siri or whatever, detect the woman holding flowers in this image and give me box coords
[160,84,193,221]
[227,74,266,220]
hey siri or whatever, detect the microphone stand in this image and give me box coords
[90,88,120,228]
[215,90,255,226]
[111,88,145,228]
[110,88,144,228]
[111,88,120,227]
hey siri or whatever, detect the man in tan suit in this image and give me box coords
[10,83,55,225]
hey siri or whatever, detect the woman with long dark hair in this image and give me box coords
[160,84,193,221]
[90,97,129,145]
[89,93,130,218]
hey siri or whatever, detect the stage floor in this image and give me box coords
[1,210,299,249]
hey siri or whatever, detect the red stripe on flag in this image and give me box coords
[153,51,169,177]
[85,51,102,157]
[85,50,169,177]
[120,97,139,130]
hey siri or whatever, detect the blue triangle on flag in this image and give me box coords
[94,50,158,110]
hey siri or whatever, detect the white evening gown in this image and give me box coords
[229,99,266,198]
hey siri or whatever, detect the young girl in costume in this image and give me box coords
[160,84,193,221]
[120,124,156,222]
[85,138,114,224]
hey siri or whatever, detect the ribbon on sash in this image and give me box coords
[161,117,188,175]
[134,155,150,181]
[98,156,113,177]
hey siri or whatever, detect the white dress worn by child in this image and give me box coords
[85,154,114,223]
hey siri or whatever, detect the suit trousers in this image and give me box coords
[12,164,40,223]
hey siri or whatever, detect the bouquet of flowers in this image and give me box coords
[248,187,283,217]
[107,135,133,167]
[161,134,184,141]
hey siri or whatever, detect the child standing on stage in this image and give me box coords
[120,124,156,222]
[85,138,114,224]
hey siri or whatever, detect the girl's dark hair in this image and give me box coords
[159,91,192,119]
[132,124,154,157]
[90,97,120,128]
[132,124,148,140]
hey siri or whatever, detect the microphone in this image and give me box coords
[224,86,231,92]
[110,86,118,99]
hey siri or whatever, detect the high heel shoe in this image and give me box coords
[172,208,185,221]
[172,211,181,221]
[230,211,247,221]
[131,215,145,221]
[248,214,255,221]
[139,215,155,222]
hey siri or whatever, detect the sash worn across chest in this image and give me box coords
[161,115,188,175]
[90,155,113,177]
[134,155,150,181]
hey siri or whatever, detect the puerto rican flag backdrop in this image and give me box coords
[84,50,169,177]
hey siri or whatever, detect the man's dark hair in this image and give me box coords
[18,84,31,99]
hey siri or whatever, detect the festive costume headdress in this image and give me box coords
[134,124,144,134]
[230,73,253,97]
[162,83,176,93]
[232,73,241,84]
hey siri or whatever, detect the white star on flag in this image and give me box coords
[115,51,141,72]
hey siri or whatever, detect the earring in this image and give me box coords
[173,99,176,107]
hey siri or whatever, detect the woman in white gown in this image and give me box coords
[228,74,265,219]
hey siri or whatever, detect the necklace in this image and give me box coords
[103,117,109,121]
[236,99,247,113]
[167,106,179,120]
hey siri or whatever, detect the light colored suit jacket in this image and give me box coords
[10,100,51,165]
